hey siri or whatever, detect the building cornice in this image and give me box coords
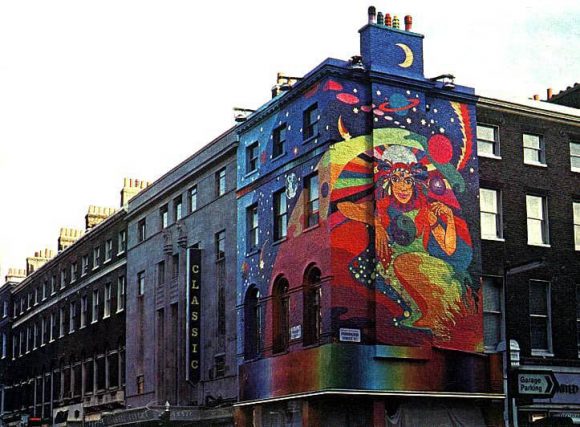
[477,96,580,126]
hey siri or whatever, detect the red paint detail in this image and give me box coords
[305,83,319,98]
[361,105,373,112]
[336,93,359,104]
[457,103,473,170]
[378,98,420,113]
[428,134,453,164]
[373,108,384,116]
[323,80,343,91]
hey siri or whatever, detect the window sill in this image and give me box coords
[117,250,126,256]
[482,236,505,242]
[92,266,99,271]
[103,314,110,319]
[246,249,260,257]
[91,320,98,325]
[271,152,286,162]
[527,243,551,248]
[572,167,580,173]
[303,223,320,233]
[524,161,547,168]
[244,169,259,178]
[479,153,502,160]
[104,258,112,264]
[303,133,320,145]
[272,237,287,247]
[116,309,124,314]
[531,350,554,357]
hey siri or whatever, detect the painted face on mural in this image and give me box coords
[390,169,414,204]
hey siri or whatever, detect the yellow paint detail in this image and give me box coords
[396,43,414,68]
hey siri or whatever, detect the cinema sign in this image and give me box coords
[186,248,201,384]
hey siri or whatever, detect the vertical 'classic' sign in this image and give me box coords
[186,248,201,384]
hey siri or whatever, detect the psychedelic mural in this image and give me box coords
[328,81,481,352]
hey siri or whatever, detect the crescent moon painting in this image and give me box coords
[395,43,414,68]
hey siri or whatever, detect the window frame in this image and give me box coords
[216,168,226,197]
[105,239,113,262]
[246,141,260,174]
[305,173,320,228]
[137,271,145,296]
[189,186,198,213]
[69,301,76,333]
[476,124,501,158]
[104,283,112,318]
[482,276,503,352]
[526,194,550,246]
[247,204,259,253]
[93,246,101,270]
[91,289,100,324]
[303,103,319,141]
[529,280,553,356]
[480,188,503,240]
[81,255,89,276]
[215,230,226,262]
[160,205,169,229]
[118,230,127,254]
[117,276,126,312]
[71,262,78,283]
[523,133,546,166]
[137,219,146,242]
[274,189,288,242]
[273,124,287,158]
[174,196,183,221]
[571,141,580,172]
[80,295,88,328]
[574,201,580,251]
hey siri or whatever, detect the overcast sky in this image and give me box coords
[0,1,578,277]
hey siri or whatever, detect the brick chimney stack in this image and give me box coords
[26,249,55,275]
[85,206,117,231]
[58,227,85,252]
[121,177,150,207]
[5,268,26,284]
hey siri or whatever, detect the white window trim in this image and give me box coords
[530,280,553,356]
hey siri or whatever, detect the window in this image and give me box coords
[93,246,101,269]
[2,333,6,359]
[274,190,288,241]
[218,286,226,336]
[33,323,39,349]
[19,330,24,356]
[246,141,259,173]
[480,188,502,239]
[136,375,144,394]
[41,316,47,345]
[574,202,580,250]
[59,307,66,338]
[303,103,319,140]
[138,219,146,242]
[117,276,126,312]
[104,283,112,318]
[105,239,113,262]
[216,168,226,197]
[247,204,259,252]
[523,133,545,165]
[137,271,145,296]
[71,263,78,282]
[60,270,66,289]
[118,230,127,254]
[12,334,17,359]
[530,280,552,354]
[571,142,580,172]
[84,359,94,394]
[92,290,100,323]
[303,266,322,346]
[107,351,119,389]
[483,277,503,351]
[82,255,89,276]
[172,254,179,280]
[214,354,225,378]
[51,275,57,295]
[526,195,549,245]
[43,281,48,300]
[157,261,165,286]
[174,196,183,221]
[272,277,290,354]
[26,326,31,353]
[69,302,76,333]
[160,205,168,229]
[215,230,225,261]
[476,124,500,157]
[35,287,39,305]
[576,285,580,354]
[305,173,320,228]
[189,186,198,213]
[2,301,7,318]
[80,295,88,328]
[244,287,261,360]
[273,124,287,158]
[27,292,32,310]
[50,312,56,342]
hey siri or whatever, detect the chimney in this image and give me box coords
[271,73,302,98]
[26,248,55,275]
[367,6,376,25]
[120,177,150,207]
[5,268,26,284]
[85,206,117,231]
[58,227,84,252]
[404,15,413,31]
[547,88,553,100]
[533,94,540,101]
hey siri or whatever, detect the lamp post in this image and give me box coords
[503,258,546,427]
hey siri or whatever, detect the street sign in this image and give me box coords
[516,370,558,398]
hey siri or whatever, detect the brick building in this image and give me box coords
[105,129,239,426]
[0,179,148,427]
[477,92,580,425]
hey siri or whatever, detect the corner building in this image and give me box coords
[235,9,502,426]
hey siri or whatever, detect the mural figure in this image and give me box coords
[333,127,475,343]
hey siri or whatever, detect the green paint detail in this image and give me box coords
[373,128,425,150]
[334,177,372,189]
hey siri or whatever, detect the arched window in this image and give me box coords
[303,266,321,346]
[272,277,290,354]
[244,286,261,360]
